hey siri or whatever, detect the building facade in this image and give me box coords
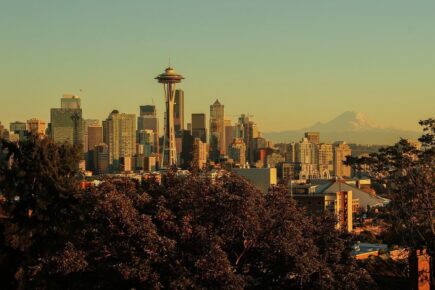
[229,138,246,167]
[304,132,320,145]
[295,138,318,165]
[192,137,208,169]
[174,89,184,134]
[333,142,352,177]
[103,110,136,171]
[137,105,159,154]
[209,100,225,159]
[318,143,333,174]
[27,118,46,135]
[191,113,207,143]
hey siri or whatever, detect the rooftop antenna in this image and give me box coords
[168,57,171,68]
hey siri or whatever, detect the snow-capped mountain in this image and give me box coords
[263,111,420,145]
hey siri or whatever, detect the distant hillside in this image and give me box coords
[263,111,420,145]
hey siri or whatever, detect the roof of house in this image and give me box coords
[316,180,389,209]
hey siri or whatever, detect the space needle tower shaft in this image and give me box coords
[155,67,184,168]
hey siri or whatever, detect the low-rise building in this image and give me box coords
[292,183,353,232]
[232,167,277,194]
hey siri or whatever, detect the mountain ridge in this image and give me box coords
[263,111,420,145]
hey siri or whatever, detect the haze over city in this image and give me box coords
[1,0,434,132]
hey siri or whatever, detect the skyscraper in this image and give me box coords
[137,105,160,155]
[61,94,81,109]
[83,119,99,153]
[192,138,208,169]
[295,138,318,165]
[138,105,159,130]
[174,89,184,134]
[333,141,352,177]
[318,143,333,175]
[209,99,225,160]
[155,67,184,167]
[237,114,259,165]
[103,110,136,170]
[137,129,155,157]
[285,143,296,163]
[27,118,46,135]
[93,143,109,175]
[304,132,320,145]
[191,113,207,143]
[224,119,234,155]
[87,124,103,152]
[229,138,246,167]
[180,129,194,169]
[10,121,27,141]
[50,95,83,147]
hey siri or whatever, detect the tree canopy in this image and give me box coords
[0,136,374,289]
[346,118,435,287]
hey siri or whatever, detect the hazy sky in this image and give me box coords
[1,0,434,132]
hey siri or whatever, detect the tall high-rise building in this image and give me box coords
[27,118,46,135]
[10,121,26,132]
[138,105,159,130]
[295,138,318,165]
[93,143,109,175]
[10,121,27,141]
[234,122,244,139]
[50,95,83,147]
[304,132,320,145]
[174,89,185,164]
[285,143,296,163]
[229,138,246,167]
[237,114,259,165]
[224,119,234,155]
[191,113,207,143]
[137,129,155,157]
[103,110,136,170]
[318,143,333,174]
[174,89,184,134]
[137,105,159,155]
[333,142,352,177]
[87,124,103,152]
[83,119,99,153]
[61,94,81,109]
[155,67,184,167]
[209,99,225,160]
[192,138,208,169]
[180,130,194,169]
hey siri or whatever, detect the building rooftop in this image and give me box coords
[315,180,389,208]
[352,242,388,256]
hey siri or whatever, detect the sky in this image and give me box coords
[0,0,434,132]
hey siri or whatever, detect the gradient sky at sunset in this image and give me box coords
[1,0,434,132]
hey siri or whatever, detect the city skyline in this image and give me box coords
[1,1,434,132]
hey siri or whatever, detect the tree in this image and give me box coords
[345,118,435,286]
[141,172,374,289]
[1,137,375,289]
[0,136,83,289]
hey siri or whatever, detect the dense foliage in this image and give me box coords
[346,118,435,286]
[0,136,374,289]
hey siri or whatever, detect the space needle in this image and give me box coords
[155,67,184,168]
